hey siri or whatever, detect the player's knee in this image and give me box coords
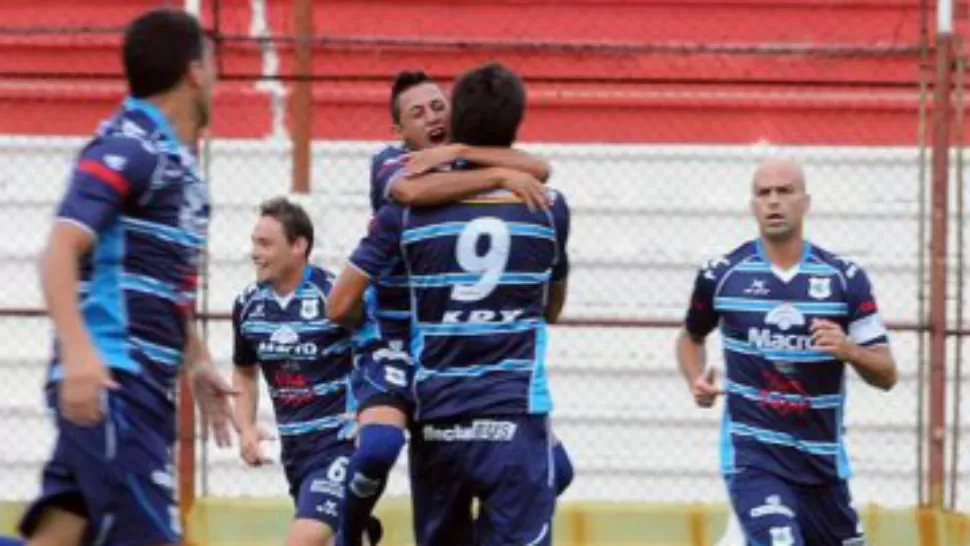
[24,506,86,546]
[552,442,574,495]
[286,518,335,546]
[357,404,408,429]
[354,424,405,476]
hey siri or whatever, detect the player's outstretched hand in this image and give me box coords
[811,319,854,361]
[239,426,275,467]
[498,169,552,212]
[402,144,461,176]
[60,347,120,426]
[193,363,240,448]
[692,367,723,408]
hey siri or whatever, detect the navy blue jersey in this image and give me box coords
[368,145,413,345]
[684,240,890,485]
[349,189,571,422]
[369,144,408,214]
[49,97,210,403]
[232,266,361,455]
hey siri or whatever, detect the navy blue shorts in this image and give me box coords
[408,414,555,546]
[285,443,355,530]
[350,342,415,415]
[19,378,179,546]
[728,468,865,546]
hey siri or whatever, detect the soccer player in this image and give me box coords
[334,70,575,546]
[330,62,569,546]
[232,197,382,546]
[17,9,235,546]
[676,157,898,546]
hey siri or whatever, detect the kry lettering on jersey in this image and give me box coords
[748,303,814,352]
[442,309,525,324]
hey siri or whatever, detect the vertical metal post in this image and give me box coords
[928,0,955,509]
[949,37,966,512]
[291,0,313,193]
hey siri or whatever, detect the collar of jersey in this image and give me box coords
[265,265,314,299]
[122,96,184,150]
[755,238,812,265]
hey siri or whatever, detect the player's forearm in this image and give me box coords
[457,145,552,182]
[183,320,214,372]
[329,302,363,331]
[336,303,364,330]
[846,345,898,391]
[330,265,373,328]
[232,367,260,434]
[390,168,507,206]
[40,240,92,357]
[676,329,707,385]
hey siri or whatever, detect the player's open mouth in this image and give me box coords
[427,127,447,143]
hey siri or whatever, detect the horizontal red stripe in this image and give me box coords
[77,159,129,196]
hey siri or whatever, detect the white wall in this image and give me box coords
[1,137,966,509]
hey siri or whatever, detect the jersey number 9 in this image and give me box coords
[451,217,511,302]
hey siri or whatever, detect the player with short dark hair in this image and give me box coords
[676,157,898,546]
[331,62,569,546]
[333,68,574,546]
[232,197,382,546]
[448,63,526,147]
[18,8,233,546]
[257,196,316,258]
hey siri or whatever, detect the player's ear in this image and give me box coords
[186,59,205,90]
[293,236,309,258]
[391,122,403,140]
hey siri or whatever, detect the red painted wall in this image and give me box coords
[0,0,949,145]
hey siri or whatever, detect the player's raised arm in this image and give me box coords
[328,205,406,328]
[403,143,552,182]
[389,161,550,212]
[676,261,724,408]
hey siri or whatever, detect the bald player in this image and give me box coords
[675,158,897,546]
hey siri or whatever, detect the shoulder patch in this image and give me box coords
[237,282,260,305]
[834,255,861,279]
[700,255,732,281]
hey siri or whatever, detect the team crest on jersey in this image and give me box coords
[808,277,832,300]
[300,298,319,319]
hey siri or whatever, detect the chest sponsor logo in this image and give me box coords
[260,325,318,357]
[748,303,814,352]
